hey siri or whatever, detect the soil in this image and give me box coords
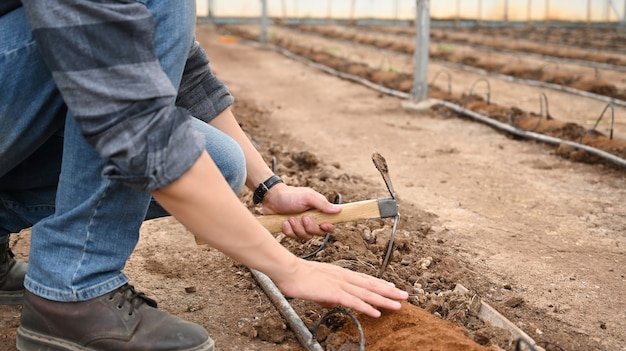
[1,23,625,351]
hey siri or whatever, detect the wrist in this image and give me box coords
[252,174,283,204]
[268,255,304,289]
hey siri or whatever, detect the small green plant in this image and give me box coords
[437,44,456,52]
[327,47,342,55]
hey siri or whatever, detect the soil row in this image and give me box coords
[221,24,626,168]
[358,23,626,60]
[283,24,626,102]
[436,25,626,52]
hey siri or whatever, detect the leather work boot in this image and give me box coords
[16,284,215,351]
[0,240,27,305]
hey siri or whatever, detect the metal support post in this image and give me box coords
[623,0,626,29]
[327,0,332,24]
[410,0,430,102]
[606,0,611,28]
[282,0,287,19]
[608,0,625,28]
[587,0,592,29]
[394,0,399,21]
[350,0,357,25]
[260,0,268,44]
[610,0,623,18]
[504,0,509,22]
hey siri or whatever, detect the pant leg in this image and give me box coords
[0,135,63,241]
[0,7,66,242]
[24,0,199,302]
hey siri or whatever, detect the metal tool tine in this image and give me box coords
[378,213,399,278]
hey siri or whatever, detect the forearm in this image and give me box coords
[209,108,276,189]
[151,151,297,280]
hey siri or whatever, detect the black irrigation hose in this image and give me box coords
[539,92,552,120]
[299,231,332,259]
[510,92,553,132]
[299,194,339,260]
[583,103,615,141]
[430,69,452,96]
[462,77,491,107]
[312,308,366,351]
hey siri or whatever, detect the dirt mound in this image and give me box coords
[321,301,496,351]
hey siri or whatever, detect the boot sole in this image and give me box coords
[0,290,24,305]
[16,326,215,351]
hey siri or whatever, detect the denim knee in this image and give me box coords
[190,118,246,194]
[217,137,246,194]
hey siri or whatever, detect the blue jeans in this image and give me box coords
[0,2,246,301]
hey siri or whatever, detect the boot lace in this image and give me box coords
[107,284,158,316]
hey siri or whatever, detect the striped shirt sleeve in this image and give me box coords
[21,0,206,192]
[177,41,235,123]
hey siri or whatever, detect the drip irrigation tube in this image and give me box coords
[251,269,324,351]
[313,308,365,351]
[433,99,626,169]
[433,59,626,108]
[435,40,626,73]
[354,26,626,71]
[279,25,626,107]
[267,43,626,170]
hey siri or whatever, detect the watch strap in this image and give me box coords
[252,175,283,204]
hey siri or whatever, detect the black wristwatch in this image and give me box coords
[252,175,283,204]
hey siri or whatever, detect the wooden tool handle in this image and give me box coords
[194,199,383,245]
[257,198,382,234]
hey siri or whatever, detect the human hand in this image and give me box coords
[261,183,342,240]
[273,259,408,318]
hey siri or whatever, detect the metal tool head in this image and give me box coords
[371,153,400,278]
